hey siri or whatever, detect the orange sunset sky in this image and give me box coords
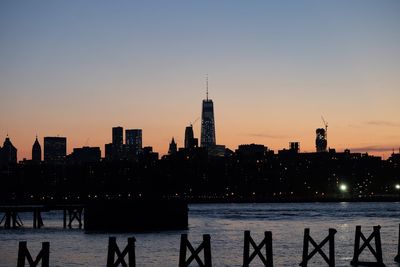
[1,1,400,160]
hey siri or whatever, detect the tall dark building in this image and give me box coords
[44,137,67,163]
[200,92,216,149]
[126,129,142,154]
[184,125,198,149]
[32,136,41,163]
[112,127,123,145]
[0,136,17,164]
[315,128,327,152]
[168,137,177,155]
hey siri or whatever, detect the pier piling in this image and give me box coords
[243,230,273,267]
[0,211,23,229]
[17,241,49,267]
[106,236,136,267]
[63,207,83,229]
[350,225,385,266]
[33,209,44,229]
[179,234,212,267]
[299,228,336,267]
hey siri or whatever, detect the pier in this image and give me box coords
[0,204,84,229]
[1,199,188,231]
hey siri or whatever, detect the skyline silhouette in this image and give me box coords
[1,1,400,160]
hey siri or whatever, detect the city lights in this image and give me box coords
[339,184,348,192]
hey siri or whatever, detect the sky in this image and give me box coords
[1,0,400,160]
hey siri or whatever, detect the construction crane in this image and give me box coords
[190,117,200,127]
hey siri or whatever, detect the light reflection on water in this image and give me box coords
[0,202,399,267]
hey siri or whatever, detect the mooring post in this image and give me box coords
[243,230,273,267]
[243,231,250,266]
[301,229,310,267]
[203,234,212,267]
[395,224,400,263]
[106,236,136,267]
[300,228,336,267]
[350,225,385,267]
[17,241,50,267]
[179,233,212,267]
[179,234,188,267]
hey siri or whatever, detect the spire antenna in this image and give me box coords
[206,74,209,100]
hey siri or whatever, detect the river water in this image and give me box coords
[0,202,399,266]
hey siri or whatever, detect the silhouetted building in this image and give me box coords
[126,129,142,155]
[112,127,123,146]
[201,96,216,149]
[44,137,67,163]
[184,125,198,149]
[316,128,327,152]
[32,136,41,163]
[289,142,300,153]
[68,146,101,163]
[236,144,267,159]
[168,138,177,155]
[0,136,17,165]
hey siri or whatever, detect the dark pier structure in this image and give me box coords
[85,199,188,231]
[1,200,188,231]
[0,204,84,229]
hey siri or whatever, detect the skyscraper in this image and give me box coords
[184,125,198,149]
[32,136,41,163]
[0,136,17,164]
[126,129,142,154]
[168,137,177,155]
[44,137,67,163]
[200,78,216,149]
[112,127,123,146]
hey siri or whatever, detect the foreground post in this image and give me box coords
[299,228,336,267]
[17,241,49,267]
[179,234,212,267]
[107,237,136,267]
[350,225,385,266]
[243,230,273,267]
[395,224,400,263]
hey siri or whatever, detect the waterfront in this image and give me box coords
[1,202,400,266]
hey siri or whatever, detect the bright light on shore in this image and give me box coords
[339,184,348,192]
[395,184,400,190]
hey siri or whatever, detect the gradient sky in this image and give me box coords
[1,1,400,160]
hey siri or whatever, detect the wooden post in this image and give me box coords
[179,234,212,267]
[2,211,23,229]
[350,225,385,267]
[395,224,400,263]
[243,230,273,267]
[33,209,44,229]
[106,236,136,267]
[65,208,83,229]
[17,241,50,267]
[299,228,336,267]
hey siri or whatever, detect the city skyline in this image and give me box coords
[1,1,400,160]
